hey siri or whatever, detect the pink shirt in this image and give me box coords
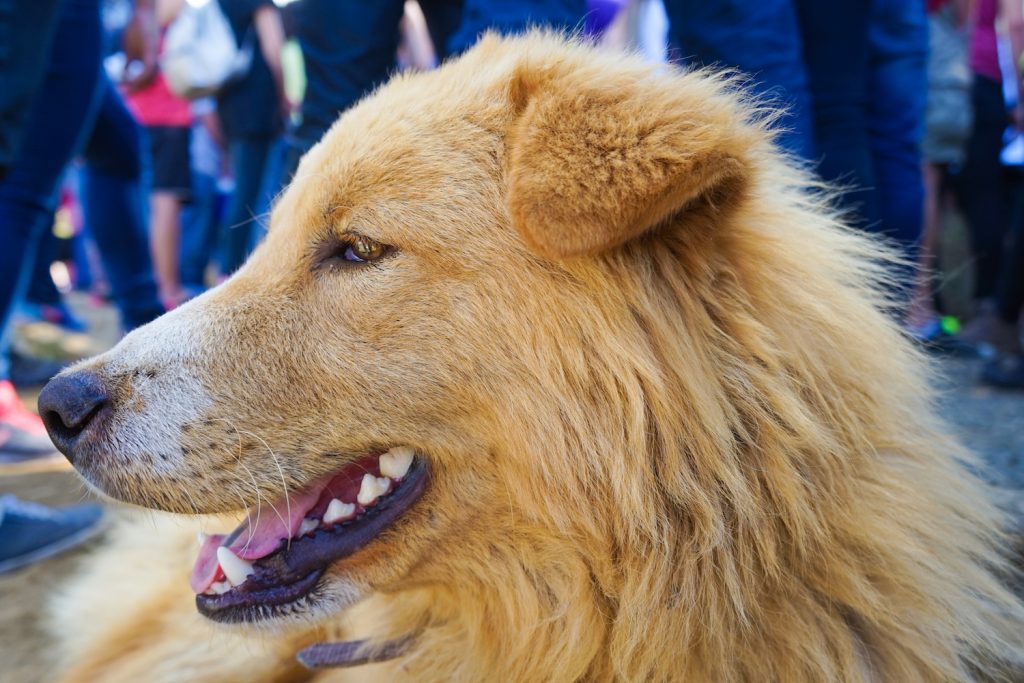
[125,71,193,127]
[969,0,1001,82]
[124,34,192,127]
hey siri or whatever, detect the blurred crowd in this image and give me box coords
[0,0,1023,569]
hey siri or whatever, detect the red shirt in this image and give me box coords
[124,34,192,127]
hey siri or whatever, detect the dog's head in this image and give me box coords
[40,34,771,629]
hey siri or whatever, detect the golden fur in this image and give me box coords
[49,34,1023,681]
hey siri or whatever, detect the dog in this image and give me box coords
[39,32,1023,682]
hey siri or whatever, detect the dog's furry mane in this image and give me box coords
[49,33,1022,682]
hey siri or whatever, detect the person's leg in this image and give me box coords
[662,0,813,161]
[0,0,103,463]
[79,80,164,330]
[0,0,103,384]
[180,169,218,289]
[794,0,878,227]
[865,0,928,316]
[144,125,192,309]
[907,162,943,331]
[974,171,1024,389]
[24,229,63,307]
[981,185,1024,386]
[18,223,87,335]
[150,191,184,307]
[219,137,272,276]
[418,0,463,62]
[0,0,66,174]
[959,76,1009,303]
[991,171,1024,347]
[181,117,221,290]
[867,0,928,251]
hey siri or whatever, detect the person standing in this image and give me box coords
[283,0,587,179]
[215,0,288,277]
[660,0,814,161]
[960,0,1024,350]
[124,0,194,310]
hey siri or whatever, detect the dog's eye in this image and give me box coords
[343,236,387,263]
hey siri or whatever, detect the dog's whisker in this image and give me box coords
[238,428,293,550]
[211,416,265,553]
[180,485,202,517]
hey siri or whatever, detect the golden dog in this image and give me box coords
[39,33,1023,682]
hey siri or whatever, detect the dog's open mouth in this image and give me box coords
[192,447,427,623]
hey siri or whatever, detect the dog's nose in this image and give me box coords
[38,371,110,462]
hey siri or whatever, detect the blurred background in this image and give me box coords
[0,1,1022,679]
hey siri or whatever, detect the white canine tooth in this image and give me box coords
[216,546,255,587]
[380,447,414,479]
[210,580,231,595]
[299,518,319,536]
[197,532,208,547]
[357,474,391,506]
[323,499,356,525]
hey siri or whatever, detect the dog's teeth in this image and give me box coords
[380,447,414,479]
[357,474,391,506]
[298,518,319,536]
[197,532,208,546]
[216,547,255,587]
[357,474,379,505]
[210,580,231,595]
[323,499,356,525]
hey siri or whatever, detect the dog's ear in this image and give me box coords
[505,63,750,259]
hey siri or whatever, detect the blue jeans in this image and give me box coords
[0,0,65,169]
[0,0,160,378]
[26,231,63,307]
[662,0,814,161]
[795,0,877,226]
[797,0,927,253]
[181,170,222,289]
[219,136,282,274]
[866,0,928,256]
[81,85,164,329]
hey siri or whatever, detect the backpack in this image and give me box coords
[161,0,253,100]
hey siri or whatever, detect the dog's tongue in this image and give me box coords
[189,473,335,594]
[191,533,226,593]
[227,482,328,560]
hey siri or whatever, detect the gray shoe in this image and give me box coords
[0,496,104,574]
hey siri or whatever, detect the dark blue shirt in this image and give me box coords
[216,0,281,140]
[288,0,585,152]
[290,0,405,150]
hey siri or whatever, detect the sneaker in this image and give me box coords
[16,302,88,333]
[908,318,977,357]
[959,311,1023,358]
[980,355,1024,390]
[0,380,61,464]
[8,351,70,388]
[0,496,104,574]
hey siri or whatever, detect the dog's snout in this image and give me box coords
[38,370,110,462]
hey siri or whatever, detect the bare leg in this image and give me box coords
[906,162,940,330]
[149,191,186,310]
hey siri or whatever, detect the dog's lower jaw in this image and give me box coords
[219,575,368,633]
